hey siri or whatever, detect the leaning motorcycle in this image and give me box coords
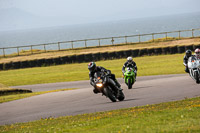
[187,56,200,84]
[94,71,125,102]
[124,67,136,89]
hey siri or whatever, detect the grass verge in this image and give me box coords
[0,53,185,86]
[0,96,199,132]
[0,88,77,103]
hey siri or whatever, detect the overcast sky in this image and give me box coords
[0,0,200,30]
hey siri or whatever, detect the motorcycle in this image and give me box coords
[93,71,125,102]
[187,56,200,84]
[124,67,136,89]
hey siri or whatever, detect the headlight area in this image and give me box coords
[96,83,103,88]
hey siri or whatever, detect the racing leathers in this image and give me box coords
[183,55,191,73]
[122,60,137,79]
[89,66,122,96]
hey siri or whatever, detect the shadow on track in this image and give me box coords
[131,86,153,90]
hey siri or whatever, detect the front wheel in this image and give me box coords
[118,91,125,101]
[104,87,117,102]
[128,78,132,89]
[194,71,200,84]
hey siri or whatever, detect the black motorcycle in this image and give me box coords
[93,71,125,102]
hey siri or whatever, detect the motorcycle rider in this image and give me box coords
[122,57,137,80]
[194,48,200,59]
[183,49,192,73]
[88,62,123,97]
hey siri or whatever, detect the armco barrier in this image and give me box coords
[116,51,125,59]
[60,56,68,64]
[28,60,37,67]
[92,53,101,61]
[185,45,194,51]
[108,51,116,60]
[84,54,93,62]
[1,44,200,71]
[169,46,177,54]
[12,62,21,69]
[37,59,45,67]
[3,62,12,70]
[0,64,3,70]
[123,50,132,57]
[76,54,85,63]
[132,49,139,57]
[147,48,154,55]
[139,48,148,56]
[154,48,162,55]
[20,61,29,68]
[99,52,106,60]
[193,44,200,50]
[177,46,185,53]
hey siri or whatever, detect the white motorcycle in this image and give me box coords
[187,56,200,84]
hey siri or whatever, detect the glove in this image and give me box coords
[107,70,111,75]
[122,70,125,74]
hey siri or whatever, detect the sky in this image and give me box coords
[0,0,200,31]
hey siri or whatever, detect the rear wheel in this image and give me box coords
[128,78,132,89]
[105,87,116,102]
[195,71,200,84]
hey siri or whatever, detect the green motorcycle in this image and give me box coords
[124,67,135,89]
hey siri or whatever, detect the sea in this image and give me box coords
[0,12,200,55]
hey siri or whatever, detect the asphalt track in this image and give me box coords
[1,74,200,125]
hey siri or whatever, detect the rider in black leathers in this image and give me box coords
[183,50,192,73]
[122,57,137,80]
[88,62,122,97]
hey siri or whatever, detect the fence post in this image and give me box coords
[85,40,87,47]
[44,44,46,52]
[152,34,154,42]
[99,39,101,46]
[58,42,60,51]
[166,32,168,40]
[71,41,74,49]
[111,37,114,45]
[125,36,127,44]
[192,29,194,38]
[17,47,19,56]
[178,31,181,39]
[3,48,5,57]
[138,34,140,43]
[31,45,33,54]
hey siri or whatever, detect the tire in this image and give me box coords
[105,87,117,102]
[118,91,125,101]
[128,78,132,89]
[195,71,200,84]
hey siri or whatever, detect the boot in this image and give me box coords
[115,79,121,88]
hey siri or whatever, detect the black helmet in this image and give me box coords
[88,62,96,72]
[186,49,192,57]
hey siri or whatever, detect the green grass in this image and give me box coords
[0,96,199,132]
[0,88,77,103]
[0,54,184,86]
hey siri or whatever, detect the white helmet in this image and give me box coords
[195,48,200,58]
[127,57,133,64]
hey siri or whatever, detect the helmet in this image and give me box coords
[185,49,192,58]
[127,57,133,64]
[88,62,96,72]
[195,48,200,58]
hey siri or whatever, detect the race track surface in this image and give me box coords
[1,74,200,125]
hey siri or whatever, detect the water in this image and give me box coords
[0,12,200,55]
